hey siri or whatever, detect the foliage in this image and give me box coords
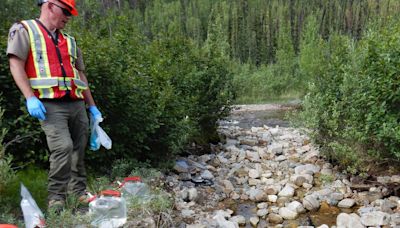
[296,18,400,173]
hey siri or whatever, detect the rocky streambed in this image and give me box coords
[167,104,400,228]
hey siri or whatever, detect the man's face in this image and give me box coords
[48,0,72,29]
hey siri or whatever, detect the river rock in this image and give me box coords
[291,174,313,186]
[391,213,400,226]
[248,169,260,179]
[360,211,390,226]
[303,195,320,211]
[174,160,189,173]
[267,213,283,224]
[267,195,278,203]
[187,188,198,202]
[246,150,261,162]
[221,180,235,194]
[186,224,207,228]
[358,191,383,203]
[200,170,214,180]
[249,216,259,226]
[257,208,268,217]
[257,202,268,209]
[269,143,283,155]
[391,175,400,183]
[377,176,391,184]
[294,164,320,175]
[278,185,295,197]
[181,209,195,217]
[338,198,355,208]
[336,213,363,228]
[230,215,245,225]
[265,185,281,195]
[287,201,306,214]
[278,207,298,220]
[248,188,267,202]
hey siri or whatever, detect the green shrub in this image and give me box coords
[296,18,400,173]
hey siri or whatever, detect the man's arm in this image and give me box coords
[9,55,35,99]
[9,55,46,120]
[78,70,96,107]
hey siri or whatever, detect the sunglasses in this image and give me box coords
[50,2,72,17]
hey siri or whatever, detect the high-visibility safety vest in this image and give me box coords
[21,19,88,99]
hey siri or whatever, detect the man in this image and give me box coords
[7,0,102,211]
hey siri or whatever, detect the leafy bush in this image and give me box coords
[296,18,400,173]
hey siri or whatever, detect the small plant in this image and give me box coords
[319,174,334,184]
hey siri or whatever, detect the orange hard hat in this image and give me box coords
[0,225,19,228]
[58,0,78,16]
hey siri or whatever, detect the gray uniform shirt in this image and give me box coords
[7,22,85,71]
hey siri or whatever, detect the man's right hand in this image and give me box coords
[26,97,46,120]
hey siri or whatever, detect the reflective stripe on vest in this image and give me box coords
[21,20,87,99]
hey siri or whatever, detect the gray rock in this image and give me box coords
[257,208,268,217]
[174,160,189,173]
[391,175,400,183]
[269,143,283,155]
[230,215,245,225]
[360,211,390,226]
[294,164,320,175]
[200,170,214,180]
[278,185,295,197]
[338,198,355,208]
[278,207,298,220]
[181,209,195,217]
[303,195,320,211]
[336,213,363,228]
[391,213,400,226]
[287,201,306,214]
[188,187,198,202]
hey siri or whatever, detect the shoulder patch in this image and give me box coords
[9,23,26,40]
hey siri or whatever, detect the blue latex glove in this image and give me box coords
[26,97,46,120]
[88,106,102,121]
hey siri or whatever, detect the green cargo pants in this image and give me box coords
[40,100,89,201]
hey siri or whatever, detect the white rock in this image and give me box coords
[188,188,198,202]
[279,207,298,220]
[200,170,214,180]
[294,164,320,175]
[317,225,329,228]
[287,201,306,214]
[278,185,295,197]
[275,155,287,161]
[336,213,363,228]
[360,211,390,226]
[248,178,260,186]
[246,150,261,162]
[257,208,268,217]
[186,224,207,228]
[181,209,195,217]
[229,215,245,226]
[257,202,268,209]
[338,198,355,208]
[267,195,278,203]
[249,216,259,226]
[248,169,260,179]
[391,175,400,183]
[391,213,400,226]
[269,143,283,155]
